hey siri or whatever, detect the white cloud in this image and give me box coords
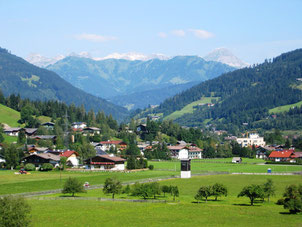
[171,29,185,37]
[188,29,214,39]
[75,33,117,42]
[158,32,167,38]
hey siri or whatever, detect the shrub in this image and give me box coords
[40,163,53,171]
[24,163,35,171]
[0,196,31,227]
[148,165,154,170]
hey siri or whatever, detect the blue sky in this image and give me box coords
[0,0,301,63]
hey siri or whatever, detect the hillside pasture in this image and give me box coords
[0,104,21,127]
[164,97,219,121]
[269,100,302,114]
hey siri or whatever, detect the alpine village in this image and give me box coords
[0,1,301,227]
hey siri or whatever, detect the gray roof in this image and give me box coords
[27,153,60,161]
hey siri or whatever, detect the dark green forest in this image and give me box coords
[147,49,302,131]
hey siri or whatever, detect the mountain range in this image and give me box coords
[147,49,302,131]
[45,55,235,109]
[0,48,128,121]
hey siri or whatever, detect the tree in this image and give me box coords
[126,156,136,170]
[103,178,122,199]
[60,156,67,170]
[4,143,21,169]
[131,183,153,200]
[282,184,302,214]
[17,130,26,144]
[262,179,276,202]
[150,182,161,199]
[62,177,86,197]
[0,196,31,227]
[212,183,228,201]
[171,186,179,201]
[122,185,131,194]
[20,105,33,124]
[237,184,264,206]
[161,185,170,197]
[195,186,212,203]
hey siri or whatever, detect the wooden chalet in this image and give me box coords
[85,155,125,170]
[22,153,60,167]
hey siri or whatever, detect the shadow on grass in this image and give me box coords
[191,200,224,204]
[279,212,298,215]
[59,195,81,197]
[232,203,262,207]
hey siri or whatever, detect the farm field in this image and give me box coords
[29,175,302,226]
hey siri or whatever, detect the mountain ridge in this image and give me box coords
[0,47,128,121]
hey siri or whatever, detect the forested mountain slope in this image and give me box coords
[0,48,128,121]
[151,49,302,130]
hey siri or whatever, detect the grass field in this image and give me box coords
[3,134,18,143]
[0,170,176,195]
[164,97,219,121]
[269,100,302,114]
[1,159,301,195]
[28,175,302,226]
[0,104,21,127]
[149,159,302,173]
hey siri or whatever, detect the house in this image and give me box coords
[168,145,202,159]
[136,124,147,133]
[22,128,38,136]
[82,127,101,136]
[85,155,126,170]
[4,127,21,136]
[232,157,242,163]
[236,133,266,147]
[42,122,55,129]
[25,145,49,154]
[268,150,294,162]
[0,154,5,163]
[22,153,60,167]
[60,150,79,167]
[100,141,127,152]
[291,152,302,160]
[188,146,203,159]
[30,135,57,142]
[71,122,87,130]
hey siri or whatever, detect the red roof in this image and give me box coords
[61,150,79,157]
[269,150,293,158]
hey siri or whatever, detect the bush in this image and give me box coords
[276,198,285,205]
[0,196,31,227]
[40,163,53,171]
[24,163,35,171]
[148,165,154,170]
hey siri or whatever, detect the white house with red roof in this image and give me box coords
[168,145,202,159]
[268,150,294,162]
[61,150,79,167]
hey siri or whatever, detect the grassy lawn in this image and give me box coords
[269,100,302,114]
[3,134,18,143]
[37,115,52,123]
[164,97,219,121]
[0,104,21,127]
[29,175,302,226]
[0,170,176,195]
[149,159,302,173]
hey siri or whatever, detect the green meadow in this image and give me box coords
[164,97,219,121]
[0,104,21,127]
[29,175,302,227]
